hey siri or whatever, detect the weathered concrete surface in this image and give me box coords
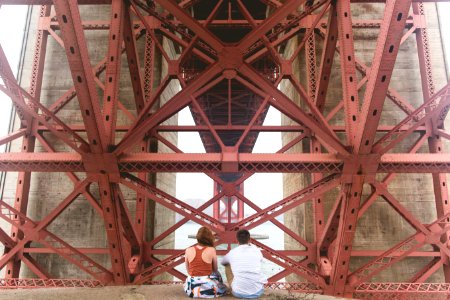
[283,2,449,282]
[0,285,350,300]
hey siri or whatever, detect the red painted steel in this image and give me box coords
[4,5,51,279]
[0,0,450,297]
[213,182,244,223]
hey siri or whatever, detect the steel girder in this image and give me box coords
[1,0,450,298]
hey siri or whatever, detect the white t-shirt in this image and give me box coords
[220,244,267,295]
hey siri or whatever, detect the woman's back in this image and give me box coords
[184,227,227,297]
[186,245,215,276]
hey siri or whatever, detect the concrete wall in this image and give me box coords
[0,5,178,279]
[283,3,449,282]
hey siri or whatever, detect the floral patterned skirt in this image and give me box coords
[184,272,228,298]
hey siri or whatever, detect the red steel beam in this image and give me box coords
[348,211,450,288]
[314,5,338,112]
[252,239,326,288]
[335,0,359,148]
[326,3,414,290]
[34,133,103,215]
[146,192,225,249]
[102,0,125,145]
[18,247,442,257]
[0,185,113,283]
[123,4,145,112]
[232,174,341,230]
[239,64,349,155]
[5,6,50,278]
[1,152,450,173]
[133,251,185,284]
[316,26,418,121]
[21,254,51,279]
[2,0,450,3]
[0,46,89,153]
[328,176,365,296]
[373,80,450,154]
[409,258,443,283]
[235,193,311,249]
[373,181,431,234]
[113,63,222,154]
[53,1,139,285]
[355,0,412,154]
[0,130,26,147]
[120,173,225,231]
[114,184,141,252]
[238,0,309,52]
[413,1,450,282]
[150,0,223,53]
[309,7,337,248]
[97,178,130,284]
[53,0,107,153]
[244,0,329,64]
[354,283,450,299]
[317,191,343,255]
[124,3,148,244]
[0,278,103,288]
[2,0,450,296]
[34,124,430,133]
[0,228,15,249]
[46,25,144,117]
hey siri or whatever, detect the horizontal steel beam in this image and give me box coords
[1,0,449,4]
[20,247,442,258]
[35,124,428,133]
[0,279,104,288]
[0,153,450,173]
[0,0,111,4]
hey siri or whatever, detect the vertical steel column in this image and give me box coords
[53,0,128,284]
[329,176,364,297]
[312,7,338,252]
[144,31,155,103]
[213,182,244,223]
[103,0,125,145]
[413,1,450,281]
[355,0,412,154]
[5,5,50,279]
[335,0,359,148]
[124,4,148,243]
[98,178,129,284]
[306,27,324,243]
[213,182,220,220]
[134,30,157,241]
[306,34,317,103]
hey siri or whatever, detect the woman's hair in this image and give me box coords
[196,227,215,247]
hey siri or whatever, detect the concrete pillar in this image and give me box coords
[1,4,178,280]
[283,3,449,282]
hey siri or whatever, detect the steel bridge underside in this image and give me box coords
[1,0,450,298]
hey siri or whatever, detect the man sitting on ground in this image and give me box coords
[220,229,267,299]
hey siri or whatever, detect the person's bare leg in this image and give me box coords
[224,264,233,288]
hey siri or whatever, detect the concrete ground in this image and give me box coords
[0,285,351,300]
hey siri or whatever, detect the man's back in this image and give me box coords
[221,244,267,296]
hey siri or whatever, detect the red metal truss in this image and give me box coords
[1,0,450,298]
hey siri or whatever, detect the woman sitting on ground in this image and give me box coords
[184,227,227,298]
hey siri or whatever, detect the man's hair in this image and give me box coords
[196,226,215,247]
[236,229,250,245]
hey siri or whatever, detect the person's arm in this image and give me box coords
[221,252,230,266]
[211,248,218,273]
[258,248,264,261]
[185,248,190,276]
